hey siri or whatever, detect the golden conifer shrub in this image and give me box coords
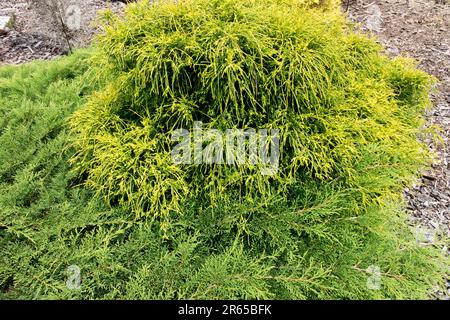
[70,0,434,218]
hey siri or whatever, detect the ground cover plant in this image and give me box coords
[0,0,447,299]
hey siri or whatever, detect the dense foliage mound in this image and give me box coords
[0,0,447,300]
[71,0,433,219]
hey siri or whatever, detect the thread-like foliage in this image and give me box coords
[70,0,434,219]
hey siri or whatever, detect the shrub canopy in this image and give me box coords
[71,0,433,219]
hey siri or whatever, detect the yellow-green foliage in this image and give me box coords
[0,2,446,299]
[0,48,446,301]
[298,0,341,10]
[70,0,434,219]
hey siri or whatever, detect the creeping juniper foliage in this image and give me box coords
[0,0,447,299]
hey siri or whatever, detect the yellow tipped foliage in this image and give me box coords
[70,0,434,218]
